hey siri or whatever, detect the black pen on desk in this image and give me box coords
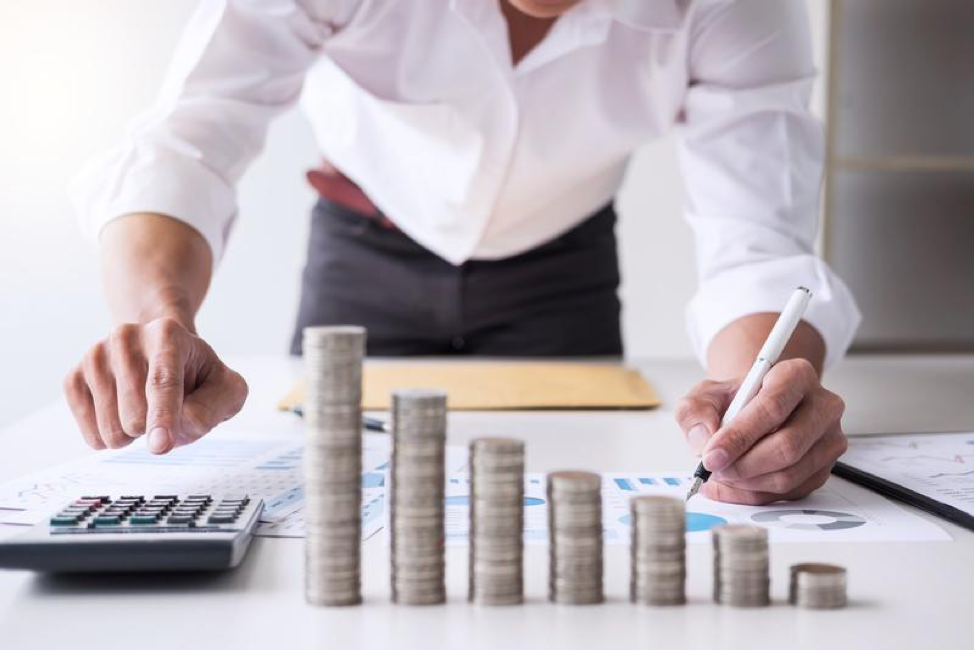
[291,406,390,433]
[685,287,812,502]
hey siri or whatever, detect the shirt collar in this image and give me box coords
[597,0,685,33]
[450,0,685,33]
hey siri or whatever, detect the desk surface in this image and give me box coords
[1,355,973,650]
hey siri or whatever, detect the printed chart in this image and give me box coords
[841,431,974,517]
[0,435,949,543]
[0,433,398,540]
[444,471,949,544]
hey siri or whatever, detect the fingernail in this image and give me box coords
[704,448,730,472]
[688,424,710,451]
[148,427,169,454]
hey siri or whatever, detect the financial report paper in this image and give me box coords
[0,433,948,543]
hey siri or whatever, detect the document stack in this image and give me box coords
[712,524,770,607]
[629,495,686,606]
[390,389,448,605]
[468,438,525,606]
[302,325,366,607]
[547,471,603,605]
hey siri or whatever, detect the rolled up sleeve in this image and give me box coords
[69,0,350,263]
[676,0,860,370]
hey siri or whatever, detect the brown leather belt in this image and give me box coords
[306,160,398,229]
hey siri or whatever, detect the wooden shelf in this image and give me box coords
[832,155,974,173]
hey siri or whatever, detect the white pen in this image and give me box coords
[685,286,813,501]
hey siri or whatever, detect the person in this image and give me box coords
[64,0,860,505]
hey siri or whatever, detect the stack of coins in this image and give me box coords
[302,325,366,607]
[390,389,448,605]
[629,495,686,606]
[547,471,603,605]
[789,563,847,609]
[712,524,770,607]
[469,438,525,606]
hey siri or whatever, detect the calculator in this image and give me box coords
[0,494,263,572]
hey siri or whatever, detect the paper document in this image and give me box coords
[0,433,405,540]
[278,361,660,411]
[840,431,974,519]
[0,436,947,544]
[442,471,949,544]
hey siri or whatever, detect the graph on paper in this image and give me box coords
[840,431,974,520]
[0,434,949,544]
[442,471,948,544]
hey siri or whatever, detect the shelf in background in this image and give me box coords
[832,155,974,173]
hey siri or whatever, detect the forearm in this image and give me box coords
[706,313,826,381]
[99,213,213,333]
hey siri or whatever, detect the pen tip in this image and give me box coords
[685,477,702,503]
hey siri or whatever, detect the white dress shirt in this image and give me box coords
[71,0,861,368]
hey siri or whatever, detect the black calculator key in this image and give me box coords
[50,516,80,526]
[166,515,195,525]
[81,496,111,502]
[207,514,237,524]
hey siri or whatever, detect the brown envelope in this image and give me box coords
[278,361,659,411]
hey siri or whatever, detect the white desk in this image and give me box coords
[1,355,973,650]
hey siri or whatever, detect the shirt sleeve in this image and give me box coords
[675,0,860,371]
[69,0,356,264]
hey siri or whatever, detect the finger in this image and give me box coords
[176,365,249,447]
[674,379,735,456]
[109,324,148,439]
[63,367,106,450]
[717,389,843,481]
[144,319,189,455]
[702,465,834,505]
[716,425,847,494]
[702,358,819,473]
[81,344,132,449]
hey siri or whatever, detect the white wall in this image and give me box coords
[0,1,829,427]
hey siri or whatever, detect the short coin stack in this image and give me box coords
[789,563,847,609]
[547,471,603,605]
[629,495,686,606]
[390,389,448,605]
[469,438,525,606]
[302,325,366,607]
[712,524,770,607]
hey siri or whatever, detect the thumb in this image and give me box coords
[675,379,736,456]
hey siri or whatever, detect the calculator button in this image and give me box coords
[167,515,195,525]
[50,515,80,526]
[129,516,158,524]
[81,495,111,502]
[129,515,161,525]
[207,514,237,524]
[93,515,122,526]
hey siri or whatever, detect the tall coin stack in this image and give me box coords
[469,438,525,606]
[789,563,847,609]
[390,389,448,606]
[712,524,770,607]
[629,495,686,606]
[547,471,603,605]
[302,325,366,607]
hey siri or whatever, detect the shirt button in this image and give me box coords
[451,336,465,350]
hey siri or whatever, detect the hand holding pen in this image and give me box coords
[680,288,848,505]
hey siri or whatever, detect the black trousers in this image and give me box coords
[290,199,623,357]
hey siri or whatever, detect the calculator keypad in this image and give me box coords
[48,495,253,534]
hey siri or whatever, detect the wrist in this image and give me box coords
[130,286,197,334]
